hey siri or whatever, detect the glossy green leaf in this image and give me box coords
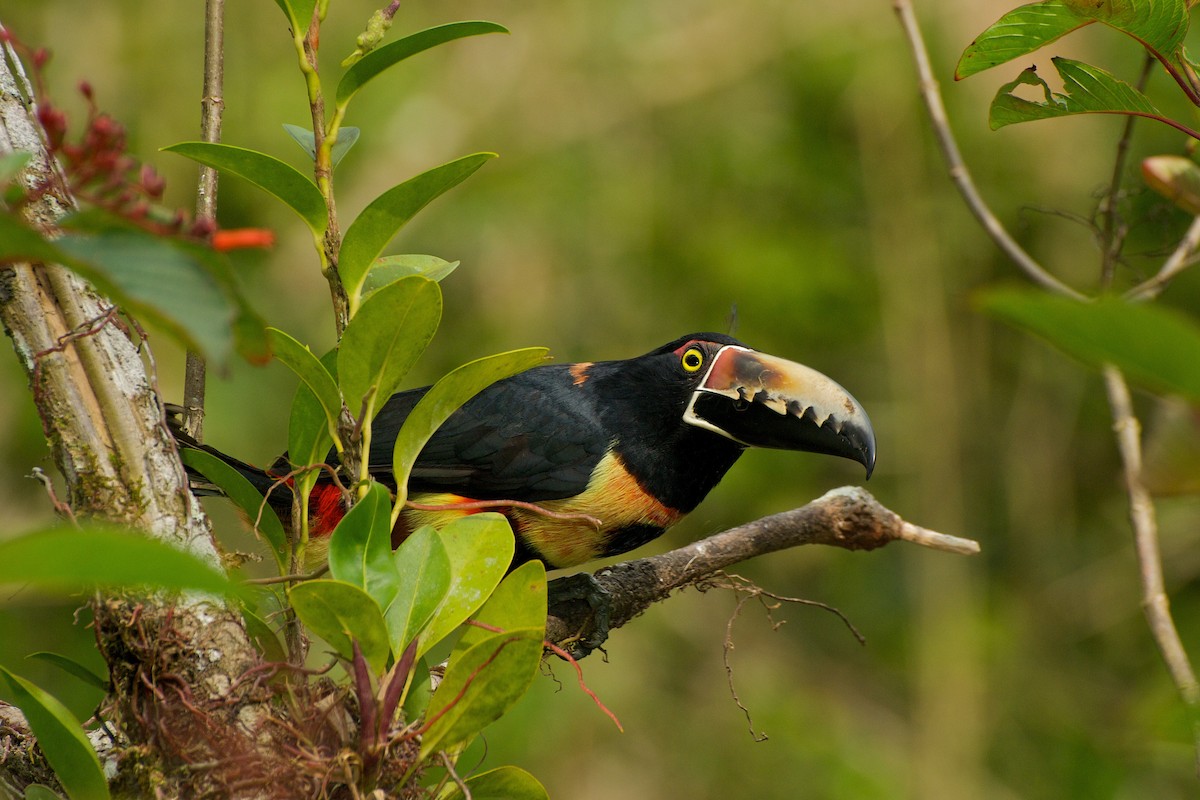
[417,514,514,657]
[390,348,547,512]
[362,255,460,298]
[163,142,326,233]
[180,448,288,572]
[286,350,339,522]
[0,668,109,800]
[23,785,64,800]
[421,563,546,756]
[0,211,248,366]
[979,289,1200,401]
[957,1,1090,79]
[1063,0,1189,58]
[385,525,452,654]
[27,653,108,692]
[439,766,549,800]
[419,627,543,758]
[990,58,1163,131]
[328,482,399,607]
[0,527,230,597]
[273,0,316,33]
[458,560,547,650]
[283,124,360,168]
[339,154,494,313]
[268,327,343,453]
[335,22,509,107]
[288,579,390,672]
[337,275,442,420]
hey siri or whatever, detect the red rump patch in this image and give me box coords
[309,484,347,537]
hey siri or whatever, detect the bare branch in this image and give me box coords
[1103,366,1200,768]
[1125,214,1200,301]
[892,0,1087,301]
[545,487,977,648]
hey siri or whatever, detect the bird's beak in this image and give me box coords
[683,345,876,478]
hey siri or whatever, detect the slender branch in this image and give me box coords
[892,0,1086,301]
[1099,54,1155,290]
[544,487,977,649]
[1125,213,1200,301]
[181,0,226,441]
[1103,366,1200,770]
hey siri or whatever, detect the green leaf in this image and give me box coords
[458,560,547,650]
[335,22,509,108]
[328,482,399,607]
[287,379,334,501]
[384,525,452,654]
[0,668,109,800]
[273,0,316,33]
[180,448,289,572]
[163,142,326,233]
[267,327,343,453]
[288,580,390,672]
[978,289,1200,401]
[339,154,494,313]
[990,57,1163,130]
[26,653,108,692]
[283,124,360,168]
[337,275,442,420]
[0,211,248,366]
[417,514,514,657]
[0,527,231,597]
[421,563,546,756]
[362,255,460,297]
[23,785,65,800]
[1063,0,1189,58]
[957,1,1091,79]
[240,605,288,663]
[0,149,32,183]
[439,766,549,800]
[1141,154,1200,214]
[390,348,547,512]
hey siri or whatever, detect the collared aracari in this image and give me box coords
[179,333,876,572]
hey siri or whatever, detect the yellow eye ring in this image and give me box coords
[681,347,705,373]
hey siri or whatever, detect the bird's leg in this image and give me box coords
[547,572,612,659]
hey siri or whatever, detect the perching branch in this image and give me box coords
[545,487,978,649]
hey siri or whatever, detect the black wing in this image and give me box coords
[366,364,610,501]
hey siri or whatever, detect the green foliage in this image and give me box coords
[0,668,109,800]
[339,154,495,314]
[0,210,263,367]
[334,22,509,108]
[385,525,451,655]
[26,653,108,693]
[283,123,360,167]
[961,0,1200,139]
[438,766,549,800]
[163,142,328,233]
[267,327,344,454]
[979,290,1200,401]
[337,275,442,420]
[288,579,392,671]
[0,527,232,597]
[988,58,1164,130]
[362,255,460,294]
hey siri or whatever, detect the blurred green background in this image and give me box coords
[4,1,1200,797]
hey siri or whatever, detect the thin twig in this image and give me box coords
[892,0,1086,301]
[181,0,226,441]
[1100,54,1155,290]
[1125,214,1200,301]
[1103,365,1200,771]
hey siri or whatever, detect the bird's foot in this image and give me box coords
[547,572,612,660]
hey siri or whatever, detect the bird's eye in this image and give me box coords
[681,347,705,373]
